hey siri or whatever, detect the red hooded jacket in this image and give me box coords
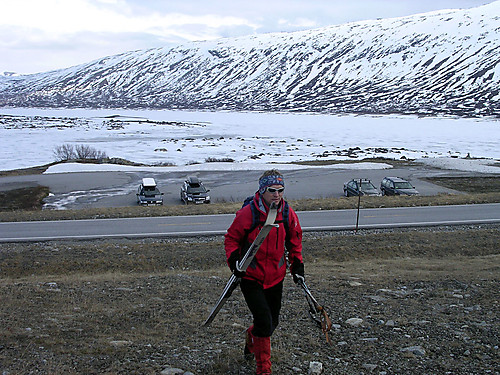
[225,193,303,289]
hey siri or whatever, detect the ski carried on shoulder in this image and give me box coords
[203,202,278,326]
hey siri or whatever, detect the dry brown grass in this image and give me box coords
[1,227,498,279]
[0,186,50,211]
[0,226,498,374]
[424,175,500,193]
[1,190,500,222]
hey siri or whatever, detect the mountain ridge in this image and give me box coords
[1,1,499,117]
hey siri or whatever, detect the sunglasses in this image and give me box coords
[266,187,285,193]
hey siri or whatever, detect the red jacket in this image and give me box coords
[225,193,303,289]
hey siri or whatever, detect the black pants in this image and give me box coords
[241,279,283,337]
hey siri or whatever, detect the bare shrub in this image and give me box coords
[75,144,107,160]
[53,144,76,161]
[53,144,107,162]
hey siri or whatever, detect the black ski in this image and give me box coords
[203,202,278,326]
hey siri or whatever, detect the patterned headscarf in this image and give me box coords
[259,174,285,194]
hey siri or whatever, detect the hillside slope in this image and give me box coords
[1,1,499,117]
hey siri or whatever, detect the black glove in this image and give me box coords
[228,250,246,278]
[290,258,305,284]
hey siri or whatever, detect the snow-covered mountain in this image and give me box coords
[1,2,499,117]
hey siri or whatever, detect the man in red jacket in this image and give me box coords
[225,169,304,374]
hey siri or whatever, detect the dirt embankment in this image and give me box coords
[0,225,498,374]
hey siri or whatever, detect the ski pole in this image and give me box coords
[297,277,332,344]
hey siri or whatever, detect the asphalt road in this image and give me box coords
[2,203,499,242]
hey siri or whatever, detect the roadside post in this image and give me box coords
[355,178,362,232]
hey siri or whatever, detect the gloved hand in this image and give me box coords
[290,258,305,284]
[228,250,246,278]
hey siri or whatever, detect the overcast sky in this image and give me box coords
[0,0,495,75]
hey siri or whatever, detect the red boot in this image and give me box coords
[253,335,271,374]
[244,325,255,360]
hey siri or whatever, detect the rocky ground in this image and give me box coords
[0,225,498,375]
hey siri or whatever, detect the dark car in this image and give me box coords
[180,176,211,204]
[343,178,380,197]
[380,177,419,196]
[136,178,163,205]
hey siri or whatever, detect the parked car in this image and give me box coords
[180,176,211,204]
[380,177,419,196]
[343,178,380,197]
[136,178,163,205]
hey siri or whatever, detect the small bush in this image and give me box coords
[53,144,76,161]
[75,144,107,160]
[53,144,107,162]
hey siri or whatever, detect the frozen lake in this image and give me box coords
[0,108,499,171]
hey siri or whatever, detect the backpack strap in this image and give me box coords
[248,199,263,233]
[242,196,290,238]
[242,196,263,233]
[282,200,290,235]
[248,199,289,235]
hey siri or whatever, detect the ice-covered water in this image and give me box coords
[0,108,499,171]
